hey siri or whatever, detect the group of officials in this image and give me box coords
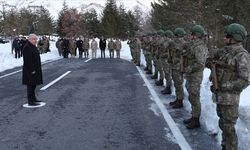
[55,37,122,59]
[12,35,50,59]
[128,23,250,150]
[21,23,250,150]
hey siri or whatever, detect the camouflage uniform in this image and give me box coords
[83,38,90,58]
[210,43,250,150]
[69,38,76,57]
[115,39,122,59]
[169,38,185,105]
[151,36,160,78]
[134,38,142,66]
[127,38,135,62]
[144,36,153,73]
[161,37,173,93]
[108,39,115,58]
[185,39,208,119]
[155,36,165,85]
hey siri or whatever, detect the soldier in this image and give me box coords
[160,30,174,94]
[168,28,186,109]
[83,38,90,58]
[150,32,159,79]
[56,37,63,56]
[183,25,208,129]
[115,38,122,59]
[155,30,165,86]
[127,37,136,62]
[44,36,50,53]
[91,38,98,59]
[69,37,76,57]
[108,39,115,58]
[208,23,250,150]
[37,37,44,54]
[62,37,70,58]
[134,37,142,66]
[145,33,153,74]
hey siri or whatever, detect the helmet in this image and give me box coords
[191,25,205,38]
[157,29,165,35]
[174,28,186,37]
[225,23,247,42]
[165,30,174,37]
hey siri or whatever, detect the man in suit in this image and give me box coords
[22,34,43,106]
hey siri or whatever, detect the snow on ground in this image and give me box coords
[0,40,61,72]
[0,39,250,149]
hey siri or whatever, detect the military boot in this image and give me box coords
[172,100,183,109]
[183,117,193,124]
[146,70,152,74]
[155,79,163,86]
[185,117,200,129]
[169,100,177,106]
[161,86,171,95]
[151,74,158,79]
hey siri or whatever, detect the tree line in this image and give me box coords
[0,0,144,39]
[150,0,250,47]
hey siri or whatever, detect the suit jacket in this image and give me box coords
[99,39,106,50]
[22,41,43,85]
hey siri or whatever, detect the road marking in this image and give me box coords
[0,70,22,79]
[136,66,192,150]
[40,71,71,91]
[85,58,92,63]
[0,59,60,79]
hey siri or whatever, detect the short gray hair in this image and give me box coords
[28,34,37,40]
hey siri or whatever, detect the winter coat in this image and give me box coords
[108,41,115,50]
[76,40,83,51]
[115,40,122,51]
[22,41,43,85]
[83,39,90,50]
[91,40,98,51]
[99,39,106,50]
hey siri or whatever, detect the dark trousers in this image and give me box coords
[101,50,105,58]
[27,85,37,104]
[15,48,21,58]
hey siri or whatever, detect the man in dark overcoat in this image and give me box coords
[22,34,43,106]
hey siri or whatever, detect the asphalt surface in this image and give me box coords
[0,58,219,150]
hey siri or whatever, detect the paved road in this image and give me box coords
[0,58,219,150]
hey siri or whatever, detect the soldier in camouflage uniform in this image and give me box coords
[134,37,142,66]
[208,23,250,150]
[127,38,136,62]
[150,32,160,79]
[141,35,148,70]
[83,38,90,58]
[108,39,115,58]
[69,38,76,57]
[168,28,186,109]
[183,25,208,129]
[160,30,174,94]
[155,30,166,86]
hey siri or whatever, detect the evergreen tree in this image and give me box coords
[101,0,119,38]
[35,7,54,35]
[83,10,100,37]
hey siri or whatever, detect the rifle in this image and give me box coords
[211,62,218,102]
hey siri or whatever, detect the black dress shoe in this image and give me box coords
[35,99,42,103]
[28,102,40,106]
